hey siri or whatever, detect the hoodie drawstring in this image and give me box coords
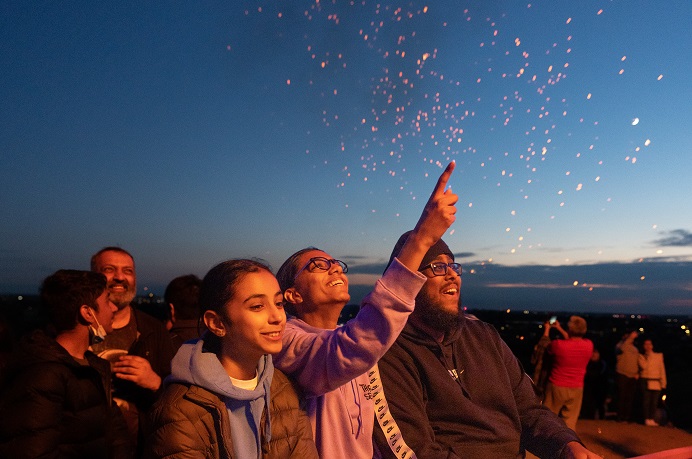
[340,380,364,436]
[263,376,272,452]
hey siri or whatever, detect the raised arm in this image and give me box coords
[275,162,458,393]
[552,320,569,340]
[396,161,458,271]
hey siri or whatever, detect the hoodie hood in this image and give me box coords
[167,335,274,401]
[167,335,275,456]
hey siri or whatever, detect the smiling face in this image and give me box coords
[92,250,137,310]
[415,253,463,333]
[289,250,350,312]
[218,269,286,366]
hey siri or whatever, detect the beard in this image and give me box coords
[108,280,136,310]
[415,291,464,334]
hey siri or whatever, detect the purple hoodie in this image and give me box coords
[273,257,427,458]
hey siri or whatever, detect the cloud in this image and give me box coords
[348,262,389,275]
[342,254,371,261]
[462,260,692,314]
[486,282,632,290]
[346,259,692,315]
[654,229,692,247]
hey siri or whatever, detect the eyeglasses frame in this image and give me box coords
[420,262,463,277]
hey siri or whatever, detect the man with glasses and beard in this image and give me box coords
[90,247,175,452]
[371,234,603,459]
[273,163,458,458]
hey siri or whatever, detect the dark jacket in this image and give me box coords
[373,314,581,459]
[0,330,133,459]
[169,318,204,351]
[123,308,175,410]
[144,369,318,459]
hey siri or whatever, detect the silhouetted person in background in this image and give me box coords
[0,270,133,458]
[615,330,639,422]
[90,246,175,452]
[531,319,553,396]
[639,338,667,426]
[580,348,608,420]
[165,274,204,350]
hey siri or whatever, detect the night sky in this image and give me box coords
[2,1,691,314]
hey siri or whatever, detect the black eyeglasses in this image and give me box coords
[420,262,462,277]
[294,257,348,279]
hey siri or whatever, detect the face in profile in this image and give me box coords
[290,250,350,308]
[415,253,463,332]
[218,269,287,364]
[93,290,118,333]
[93,251,137,310]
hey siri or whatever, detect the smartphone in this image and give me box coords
[549,316,557,324]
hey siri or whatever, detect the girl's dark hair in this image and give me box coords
[275,247,320,292]
[200,259,273,315]
[199,259,273,352]
[275,247,320,316]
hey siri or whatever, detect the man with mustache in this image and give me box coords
[90,246,175,452]
[371,234,603,459]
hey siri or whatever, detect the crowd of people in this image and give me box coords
[531,318,668,430]
[0,163,606,458]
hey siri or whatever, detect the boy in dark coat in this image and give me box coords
[0,270,133,458]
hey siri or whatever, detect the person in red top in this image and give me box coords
[543,315,594,431]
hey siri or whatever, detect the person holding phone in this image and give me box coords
[543,316,594,431]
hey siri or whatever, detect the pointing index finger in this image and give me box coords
[432,161,455,197]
